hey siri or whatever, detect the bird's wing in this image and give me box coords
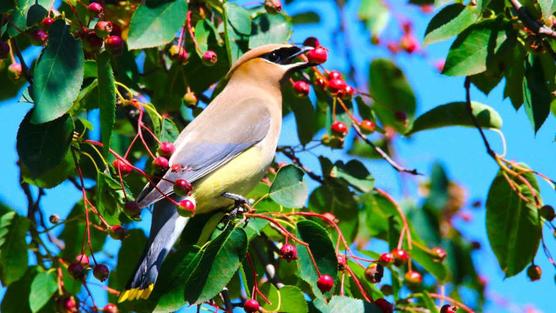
[136,97,272,207]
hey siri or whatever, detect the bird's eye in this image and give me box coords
[263,52,281,63]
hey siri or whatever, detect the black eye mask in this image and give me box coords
[261,46,305,65]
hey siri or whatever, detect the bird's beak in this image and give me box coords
[283,46,314,71]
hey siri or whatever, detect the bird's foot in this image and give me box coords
[219,192,253,229]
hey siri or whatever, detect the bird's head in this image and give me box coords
[227,44,314,84]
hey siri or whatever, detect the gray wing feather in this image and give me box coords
[137,98,272,207]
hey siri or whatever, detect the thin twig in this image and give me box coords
[278,147,324,183]
[464,77,496,158]
[509,0,556,38]
[220,288,233,313]
[12,39,33,84]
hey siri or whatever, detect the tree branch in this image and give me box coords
[278,147,324,183]
[253,236,284,289]
[509,0,556,38]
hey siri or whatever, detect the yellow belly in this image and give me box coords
[191,145,269,213]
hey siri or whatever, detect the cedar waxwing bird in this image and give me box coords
[119,44,314,302]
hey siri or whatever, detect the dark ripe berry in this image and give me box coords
[331,121,348,135]
[292,80,310,97]
[93,264,110,282]
[124,201,141,217]
[264,0,282,14]
[32,29,48,44]
[360,119,376,134]
[337,254,347,271]
[317,274,334,292]
[58,296,79,313]
[103,303,119,313]
[244,299,260,313]
[392,248,409,265]
[394,111,407,122]
[386,42,400,54]
[109,225,127,240]
[75,253,90,266]
[105,35,124,53]
[432,247,447,262]
[49,214,60,224]
[440,304,458,313]
[110,23,122,36]
[364,263,384,283]
[158,142,175,157]
[371,35,380,45]
[183,91,198,107]
[112,159,133,175]
[327,70,342,80]
[327,78,347,94]
[83,29,103,51]
[177,199,196,217]
[527,264,542,281]
[68,262,86,280]
[95,21,113,38]
[540,204,555,221]
[404,270,422,285]
[380,284,393,296]
[41,17,55,28]
[0,41,10,59]
[279,243,298,262]
[303,36,320,48]
[339,85,355,100]
[172,49,188,64]
[378,252,394,265]
[373,298,393,313]
[400,34,418,54]
[202,50,218,66]
[87,2,104,16]
[306,46,327,64]
[173,179,192,196]
[153,156,169,171]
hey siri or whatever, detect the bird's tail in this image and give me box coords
[118,199,189,302]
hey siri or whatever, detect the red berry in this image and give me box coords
[402,21,412,34]
[173,49,189,64]
[95,21,113,38]
[386,42,400,54]
[75,254,90,266]
[440,304,458,313]
[103,303,119,313]
[527,264,542,281]
[392,248,409,265]
[202,50,218,66]
[112,159,132,175]
[314,76,327,89]
[306,46,327,64]
[432,247,447,262]
[327,78,347,94]
[124,201,141,217]
[364,263,384,283]
[87,2,103,15]
[292,80,310,97]
[173,179,192,196]
[110,225,127,240]
[317,274,334,292]
[378,252,394,265]
[58,296,79,313]
[244,299,260,313]
[93,264,110,282]
[264,0,282,14]
[404,270,422,285]
[338,85,355,100]
[157,142,175,157]
[82,29,103,51]
[331,121,348,135]
[41,17,55,28]
[400,34,418,53]
[177,199,196,217]
[374,298,393,313]
[327,70,342,80]
[303,36,320,48]
[279,243,298,262]
[153,156,169,171]
[68,262,85,280]
[360,119,376,134]
[0,41,10,59]
[31,29,48,44]
[105,35,124,52]
[420,4,434,13]
[8,63,22,80]
[337,254,347,270]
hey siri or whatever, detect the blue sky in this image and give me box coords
[0,0,554,312]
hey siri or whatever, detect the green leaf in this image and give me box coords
[285,84,318,145]
[269,165,308,208]
[183,226,248,304]
[486,169,542,277]
[224,2,252,35]
[29,271,57,313]
[369,58,416,133]
[423,3,480,45]
[443,19,506,76]
[296,220,338,297]
[26,4,47,27]
[330,160,374,193]
[503,42,526,110]
[539,0,554,19]
[8,0,50,36]
[0,212,30,285]
[358,0,390,37]
[159,118,179,142]
[408,101,503,134]
[59,203,107,260]
[258,284,309,313]
[249,13,292,49]
[291,11,320,24]
[194,19,219,55]
[97,51,116,157]
[327,296,381,313]
[0,65,26,101]
[361,191,398,238]
[21,151,75,188]
[17,112,74,177]
[127,0,187,50]
[31,20,84,123]
[1,267,36,313]
[523,54,553,132]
